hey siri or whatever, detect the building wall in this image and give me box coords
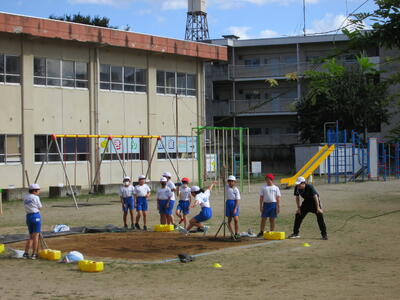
[0,33,203,189]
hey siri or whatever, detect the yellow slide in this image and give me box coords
[280,145,335,187]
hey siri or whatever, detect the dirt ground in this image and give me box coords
[8,232,262,261]
[1,179,400,300]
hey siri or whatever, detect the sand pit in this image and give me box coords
[9,232,262,261]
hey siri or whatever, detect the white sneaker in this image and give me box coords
[177,226,189,235]
[203,226,209,235]
[288,233,301,239]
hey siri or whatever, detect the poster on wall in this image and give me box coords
[206,154,216,172]
[251,161,262,175]
[99,137,140,154]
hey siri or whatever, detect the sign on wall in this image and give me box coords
[99,137,140,154]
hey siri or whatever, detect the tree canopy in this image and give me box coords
[49,13,117,29]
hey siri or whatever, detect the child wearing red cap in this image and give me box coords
[176,177,192,228]
[257,173,281,237]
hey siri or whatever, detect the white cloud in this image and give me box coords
[211,0,320,9]
[227,26,252,39]
[68,0,132,5]
[307,13,365,35]
[259,29,279,38]
[161,0,186,10]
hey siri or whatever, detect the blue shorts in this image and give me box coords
[177,200,190,215]
[262,202,277,218]
[26,212,41,234]
[225,200,240,217]
[159,200,174,215]
[136,196,148,211]
[194,207,212,223]
[122,197,135,212]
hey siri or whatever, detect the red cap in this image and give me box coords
[181,177,190,183]
[265,173,274,181]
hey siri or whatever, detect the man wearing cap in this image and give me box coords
[23,183,42,259]
[226,175,241,239]
[119,176,135,229]
[257,174,281,237]
[134,175,151,231]
[288,177,328,240]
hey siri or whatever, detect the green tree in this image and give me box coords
[344,0,400,141]
[297,57,390,143]
[49,13,117,29]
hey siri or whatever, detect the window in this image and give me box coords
[265,57,280,65]
[157,136,197,159]
[34,135,90,162]
[156,71,197,96]
[286,127,298,134]
[248,128,263,136]
[244,58,260,66]
[99,137,141,161]
[245,90,261,100]
[0,54,21,84]
[100,64,147,93]
[284,56,297,64]
[34,58,88,88]
[0,135,22,163]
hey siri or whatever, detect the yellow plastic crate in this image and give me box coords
[0,244,5,254]
[153,224,175,232]
[263,231,286,240]
[78,260,104,272]
[38,249,61,260]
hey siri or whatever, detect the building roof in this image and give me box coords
[0,12,227,61]
[210,34,350,47]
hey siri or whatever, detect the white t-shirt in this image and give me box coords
[259,184,281,203]
[157,187,173,200]
[195,189,211,208]
[226,185,241,200]
[167,181,176,200]
[135,184,151,197]
[179,186,191,201]
[119,185,135,198]
[23,193,42,214]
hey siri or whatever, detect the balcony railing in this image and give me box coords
[208,57,380,80]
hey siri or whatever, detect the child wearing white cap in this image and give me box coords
[23,183,42,259]
[157,177,173,225]
[226,175,241,239]
[162,171,177,227]
[134,175,151,231]
[179,181,216,235]
[176,177,192,228]
[119,176,135,229]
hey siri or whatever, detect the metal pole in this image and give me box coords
[231,130,234,176]
[344,130,347,183]
[34,139,53,184]
[197,128,202,186]
[145,139,159,179]
[216,129,221,191]
[160,138,180,180]
[87,138,110,201]
[213,129,217,187]
[175,94,179,176]
[351,131,355,182]
[110,137,128,177]
[53,136,79,209]
[239,128,244,192]
[247,127,251,192]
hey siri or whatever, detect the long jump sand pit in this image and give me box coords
[9,232,264,262]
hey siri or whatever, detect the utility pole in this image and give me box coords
[303,0,306,36]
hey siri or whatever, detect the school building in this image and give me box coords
[205,34,398,173]
[0,12,227,191]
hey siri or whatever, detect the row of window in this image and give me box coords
[0,54,20,84]
[248,128,297,136]
[157,71,196,96]
[0,135,197,164]
[0,54,198,96]
[100,64,146,92]
[241,54,358,66]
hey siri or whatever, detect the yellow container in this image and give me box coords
[39,249,50,259]
[39,249,61,260]
[263,231,286,240]
[79,260,104,272]
[0,244,5,254]
[154,225,174,232]
[47,250,61,261]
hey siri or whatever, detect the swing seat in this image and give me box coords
[78,260,104,272]
[263,231,286,240]
[0,244,5,254]
[153,224,175,232]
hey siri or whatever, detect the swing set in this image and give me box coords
[33,134,180,209]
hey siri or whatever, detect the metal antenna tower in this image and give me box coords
[185,0,210,41]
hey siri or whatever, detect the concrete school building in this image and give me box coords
[0,12,227,191]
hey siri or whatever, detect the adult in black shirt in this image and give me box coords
[288,177,328,240]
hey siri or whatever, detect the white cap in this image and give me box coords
[191,186,200,192]
[160,177,168,183]
[162,171,172,178]
[227,175,236,181]
[295,176,306,185]
[29,183,41,190]
[123,176,131,181]
[138,175,146,180]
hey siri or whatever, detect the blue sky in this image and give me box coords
[0,0,377,40]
